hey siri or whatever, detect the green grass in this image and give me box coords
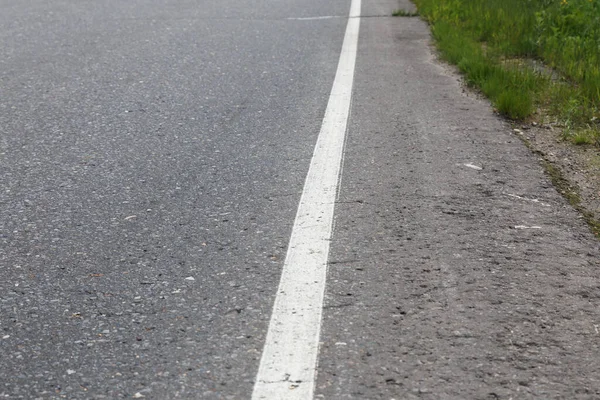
[392,9,419,17]
[412,0,600,139]
[564,127,599,145]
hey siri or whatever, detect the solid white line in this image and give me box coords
[251,1,361,399]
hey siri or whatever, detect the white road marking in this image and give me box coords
[252,0,361,398]
[514,225,542,229]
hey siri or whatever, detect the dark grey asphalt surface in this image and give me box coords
[3,0,600,399]
[1,0,348,398]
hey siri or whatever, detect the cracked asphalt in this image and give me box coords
[2,0,600,399]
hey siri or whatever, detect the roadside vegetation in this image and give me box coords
[412,0,600,145]
[392,8,419,17]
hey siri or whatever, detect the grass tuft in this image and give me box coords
[566,128,598,145]
[392,9,419,17]
[496,90,533,120]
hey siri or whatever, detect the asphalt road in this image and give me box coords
[2,0,600,399]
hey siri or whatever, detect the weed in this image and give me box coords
[572,132,593,145]
[566,128,598,145]
[496,90,533,120]
[392,9,419,17]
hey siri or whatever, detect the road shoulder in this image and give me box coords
[316,1,600,398]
